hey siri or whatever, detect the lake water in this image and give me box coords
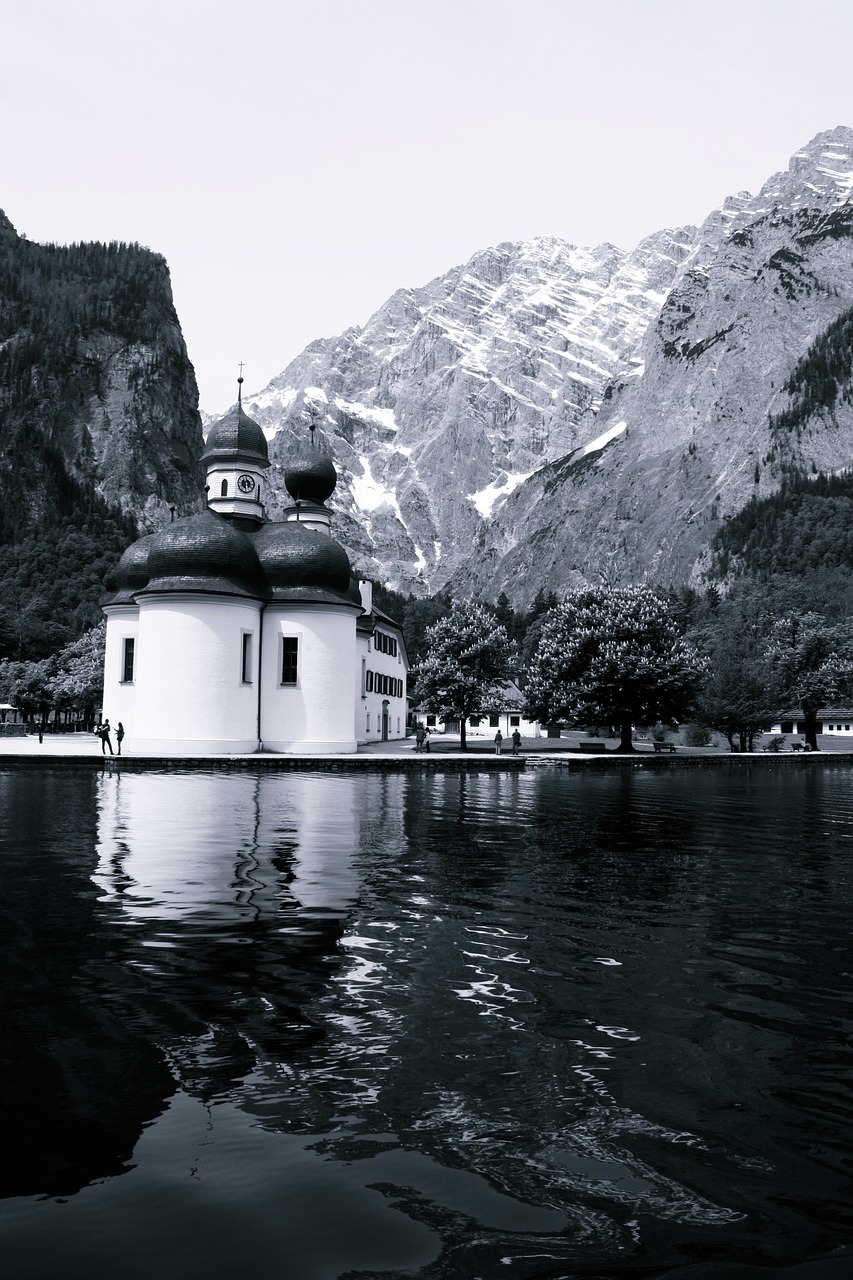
[1,763,852,1280]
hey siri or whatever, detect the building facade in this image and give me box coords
[102,390,407,755]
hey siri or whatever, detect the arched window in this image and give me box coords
[220,479,228,496]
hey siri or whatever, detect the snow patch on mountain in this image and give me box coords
[468,469,538,517]
[577,421,627,459]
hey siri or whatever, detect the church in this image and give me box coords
[102,385,408,755]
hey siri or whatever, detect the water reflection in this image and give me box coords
[1,765,852,1279]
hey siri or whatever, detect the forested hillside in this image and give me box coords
[0,212,203,659]
[710,469,853,600]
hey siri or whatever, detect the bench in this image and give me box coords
[652,741,676,753]
[577,741,607,753]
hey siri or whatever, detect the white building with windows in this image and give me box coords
[102,387,407,755]
[415,680,541,740]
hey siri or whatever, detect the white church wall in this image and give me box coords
[132,594,263,754]
[103,604,139,736]
[261,604,357,754]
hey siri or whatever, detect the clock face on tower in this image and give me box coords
[237,474,255,494]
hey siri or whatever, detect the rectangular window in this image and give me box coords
[281,636,298,685]
[427,714,436,726]
[510,715,520,726]
[490,715,500,727]
[361,657,367,698]
[470,716,481,727]
[366,670,374,692]
[241,632,253,684]
[121,637,135,684]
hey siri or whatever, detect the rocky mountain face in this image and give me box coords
[234,126,853,605]
[0,217,204,542]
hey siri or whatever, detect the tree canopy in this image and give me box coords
[764,611,853,750]
[413,602,512,750]
[525,585,709,752]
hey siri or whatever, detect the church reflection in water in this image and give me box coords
[91,768,384,1097]
[8,768,412,1200]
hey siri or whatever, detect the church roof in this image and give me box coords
[201,402,269,468]
[252,519,356,606]
[137,510,267,599]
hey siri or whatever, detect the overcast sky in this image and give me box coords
[3,0,852,412]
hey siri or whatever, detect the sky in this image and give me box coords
[3,0,853,412]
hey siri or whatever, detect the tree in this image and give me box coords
[46,622,106,729]
[765,611,853,750]
[697,649,776,752]
[690,590,777,752]
[524,585,709,752]
[413,602,512,751]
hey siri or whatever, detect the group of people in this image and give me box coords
[413,723,523,754]
[494,729,522,755]
[95,719,124,755]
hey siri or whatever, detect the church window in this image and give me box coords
[220,479,228,496]
[280,636,298,685]
[241,632,253,684]
[121,637,135,683]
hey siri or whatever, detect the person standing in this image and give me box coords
[511,728,521,755]
[99,719,114,755]
[116,722,125,755]
[494,729,503,755]
[415,724,425,752]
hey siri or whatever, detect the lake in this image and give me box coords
[1,763,851,1279]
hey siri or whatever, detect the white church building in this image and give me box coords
[102,388,408,755]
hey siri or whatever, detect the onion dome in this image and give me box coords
[102,534,155,605]
[253,520,356,605]
[138,511,267,599]
[284,448,337,505]
[202,402,269,468]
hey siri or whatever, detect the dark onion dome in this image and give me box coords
[284,447,337,505]
[201,402,269,467]
[102,534,155,605]
[138,511,267,599]
[252,520,357,606]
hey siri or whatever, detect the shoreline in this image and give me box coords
[1,732,852,772]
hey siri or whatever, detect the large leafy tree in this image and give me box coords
[765,611,853,750]
[413,602,512,751]
[0,621,105,729]
[525,585,708,752]
[689,592,777,752]
[46,622,106,729]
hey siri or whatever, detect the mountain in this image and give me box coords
[0,216,204,656]
[233,126,853,604]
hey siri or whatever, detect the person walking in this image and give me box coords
[494,729,503,755]
[116,722,125,755]
[511,728,521,755]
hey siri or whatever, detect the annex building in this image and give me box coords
[102,389,408,755]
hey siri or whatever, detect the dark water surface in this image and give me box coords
[1,764,852,1279]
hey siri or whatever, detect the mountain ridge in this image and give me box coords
[226,126,853,603]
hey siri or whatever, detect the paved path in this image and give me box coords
[1,731,851,769]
